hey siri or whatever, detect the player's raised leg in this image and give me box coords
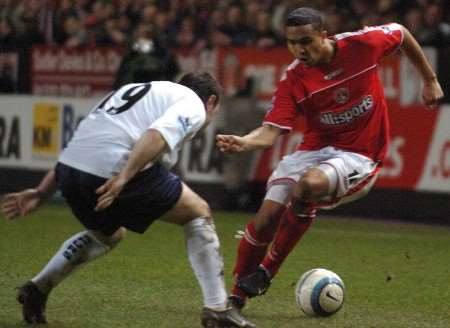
[229,200,285,309]
[18,228,125,324]
[161,182,256,328]
[238,168,329,298]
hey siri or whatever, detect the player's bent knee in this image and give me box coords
[178,183,211,218]
[109,227,127,246]
[296,172,329,202]
[196,198,212,218]
[91,228,126,248]
[183,216,218,241]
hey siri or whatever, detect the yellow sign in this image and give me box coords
[33,103,60,156]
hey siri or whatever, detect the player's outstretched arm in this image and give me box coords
[399,25,444,107]
[0,169,57,220]
[216,124,282,154]
[95,129,167,211]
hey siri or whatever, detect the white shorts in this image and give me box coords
[265,146,380,209]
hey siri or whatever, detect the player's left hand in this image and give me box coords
[422,78,444,108]
[95,176,127,211]
[0,189,42,220]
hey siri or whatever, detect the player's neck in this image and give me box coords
[320,39,337,65]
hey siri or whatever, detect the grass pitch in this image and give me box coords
[0,205,449,328]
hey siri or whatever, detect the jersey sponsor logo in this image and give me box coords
[324,68,344,80]
[333,87,350,104]
[320,95,373,125]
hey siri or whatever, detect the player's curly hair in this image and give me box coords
[286,7,325,31]
[178,72,222,106]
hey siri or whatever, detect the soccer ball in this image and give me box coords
[295,268,345,317]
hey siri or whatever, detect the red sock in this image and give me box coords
[261,205,315,277]
[231,219,278,299]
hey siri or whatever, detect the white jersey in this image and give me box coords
[59,81,206,178]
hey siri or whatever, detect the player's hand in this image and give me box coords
[422,78,444,108]
[95,175,127,211]
[216,134,247,153]
[0,189,42,220]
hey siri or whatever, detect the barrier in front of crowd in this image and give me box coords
[0,46,448,195]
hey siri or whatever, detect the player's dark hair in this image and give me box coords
[178,72,221,106]
[285,7,324,31]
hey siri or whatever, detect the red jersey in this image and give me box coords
[264,23,404,161]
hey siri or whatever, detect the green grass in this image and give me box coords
[1,205,449,327]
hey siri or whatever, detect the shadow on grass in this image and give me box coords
[0,320,71,328]
[251,311,306,321]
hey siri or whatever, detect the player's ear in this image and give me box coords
[205,95,218,112]
[321,29,328,39]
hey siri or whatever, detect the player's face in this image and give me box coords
[200,95,220,132]
[285,24,328,67]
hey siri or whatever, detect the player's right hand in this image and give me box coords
[95,175,127,211]
[422,78,444,108]
[216,134,247,153]
[0,189,42,220]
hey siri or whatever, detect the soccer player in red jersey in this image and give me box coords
[216,7,444,309]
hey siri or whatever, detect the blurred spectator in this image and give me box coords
[250,11,279,48]
[206,8,230,47]
[54,0,78,44]
[325,9,347,35]
[403,7,425,39]
[116,0,132,15]
[0,61,16,93]
[245,1,261,30]
[14,1,46,45]
[153,10,174,47]
[113,22,179,88]
[0,0,446,48]
[219,5,251,46]
[95,17,127,46]
[58,15,86,47]
[0,0,20,22]
[173,16,198,48]
[117,12,133,35]
[417,4,450,47]
[73,0,91,20]
[84,0,114,32]
[140,3,159,25]
[0,18,17,47]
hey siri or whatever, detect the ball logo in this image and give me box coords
[334,88,349,104]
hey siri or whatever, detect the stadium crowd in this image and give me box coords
[0,0,449,50]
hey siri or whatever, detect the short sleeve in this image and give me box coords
[263,76,302,132]
[150,94,206,151]
[362,23,404,60]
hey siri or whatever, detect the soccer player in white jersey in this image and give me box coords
[0,73,255,328]
[216,7,443,310]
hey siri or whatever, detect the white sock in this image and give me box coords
[184,217,227,310]
[31,231,110,294]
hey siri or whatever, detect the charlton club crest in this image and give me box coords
[334,87,350,104]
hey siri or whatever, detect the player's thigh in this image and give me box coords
[160,182,211,225]
[319,153,378,199]
[266,149,328,203]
